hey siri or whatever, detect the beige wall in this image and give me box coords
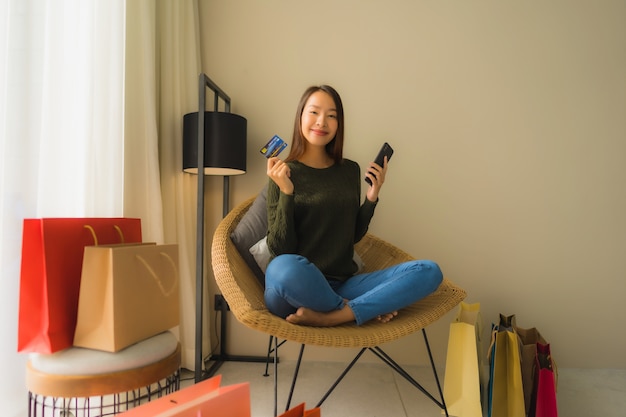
[198,0,625,368]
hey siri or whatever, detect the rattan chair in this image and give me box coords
[211,195,467,416]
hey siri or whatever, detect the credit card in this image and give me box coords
[260,135,288,158]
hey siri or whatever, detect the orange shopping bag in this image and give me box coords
[120,375,250,417]
[278,402,321,417]
[17,218,142,353]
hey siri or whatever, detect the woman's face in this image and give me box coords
[300,90,338,150]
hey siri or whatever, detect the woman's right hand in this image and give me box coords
[267,157,294,195]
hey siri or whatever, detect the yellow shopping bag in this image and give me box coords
[442,302,483,417]
[487,314,525,417]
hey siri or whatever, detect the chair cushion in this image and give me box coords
[250,235,365,274]
[29,331,178,376]
[230,184,268,284]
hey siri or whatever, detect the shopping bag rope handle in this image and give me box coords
[486,313,527,360]
[135,252,178,297]
[113,225,125,243]
[83,224,126,246]
[553,355,559,391]
[486,327,497,361]
[539,347,559,392]
[84,225,99,245]
[486,323,558,391]
[486,324,523,361]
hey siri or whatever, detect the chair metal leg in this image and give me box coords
[273,336,279,417]
[264,335,285,377]
[315,348,367,408]
[422,328,448,417]
[368,329,449,416]
[265,335,288,416]
[264,336,274,377]
[285,344,306,411]
[370,347,441,404]
[267,328,448,416]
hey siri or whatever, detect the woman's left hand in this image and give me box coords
[365,156,388,202]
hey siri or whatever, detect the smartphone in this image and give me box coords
[365,142,394,185]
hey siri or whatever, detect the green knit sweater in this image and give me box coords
[266,159,377,281]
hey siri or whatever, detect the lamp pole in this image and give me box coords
[193,74,207,383]
[194,73,230,383]
[190,73,264,383]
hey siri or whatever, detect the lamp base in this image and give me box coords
[201,303,279,380]
[204,353,271,377]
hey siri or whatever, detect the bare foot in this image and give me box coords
[286,304,355,327]
[375,311,398,323]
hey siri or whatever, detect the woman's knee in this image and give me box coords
[264,287,296,318]
[265,254,313,288]
[412,260,443,293]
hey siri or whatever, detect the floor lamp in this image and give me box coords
[182,73,247,383]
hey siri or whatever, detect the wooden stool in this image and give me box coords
[26,331,181,417]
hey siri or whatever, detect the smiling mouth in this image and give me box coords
[311,129,328,135]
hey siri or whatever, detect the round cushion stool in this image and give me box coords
[26,331,181,417]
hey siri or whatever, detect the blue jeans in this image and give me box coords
[264,254,443,325]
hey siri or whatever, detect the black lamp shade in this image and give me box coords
[183,111,247,175]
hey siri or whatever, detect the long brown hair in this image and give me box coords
[285,85,345,164]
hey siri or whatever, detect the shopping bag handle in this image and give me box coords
[455,302,484,339]
[486,326,497,361]
[83,224,126,245]
[135,252,178,297]
[486,314,525,362]
[537,343,559,392]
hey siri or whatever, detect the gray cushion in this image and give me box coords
[230,184,268,284]
[29,331,178,375]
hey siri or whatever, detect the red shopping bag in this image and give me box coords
[530,343,558,417]
[119,375,250,417]
[17,218,142,353]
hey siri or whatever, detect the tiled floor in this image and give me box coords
[180,360,626,417]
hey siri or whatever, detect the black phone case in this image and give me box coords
[365,142,394,185]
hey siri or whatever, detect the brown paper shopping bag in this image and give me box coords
[74,243,180,352]
[442,301,483,417]
[18,218,142,353]
[514,324,547,414]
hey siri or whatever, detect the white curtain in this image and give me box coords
[124,0,205,371]
[0,0,125,415]
[1,0,203,414]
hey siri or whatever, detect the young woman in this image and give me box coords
[264,85,442,327]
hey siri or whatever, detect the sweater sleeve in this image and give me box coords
[353,160,377,243]
[354,197,377,243]
[266,179,297,256]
